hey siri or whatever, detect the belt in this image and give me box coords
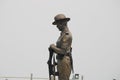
[56,53,70,59]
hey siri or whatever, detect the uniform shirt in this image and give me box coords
[52,31,72,55]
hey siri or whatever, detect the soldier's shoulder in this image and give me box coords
[65,31,72,36]
[64,32,72,39]
[65,31,72,35]
[65,32,69,35]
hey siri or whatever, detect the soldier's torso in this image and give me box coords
[56,31,72,54]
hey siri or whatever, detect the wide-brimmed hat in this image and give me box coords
[52,14,70,25]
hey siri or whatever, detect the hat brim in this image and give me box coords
[52,18,70,25]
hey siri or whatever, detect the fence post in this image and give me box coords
[30,73,33,80]
[81,75,83,80]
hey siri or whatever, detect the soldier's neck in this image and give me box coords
[61,26,69,33]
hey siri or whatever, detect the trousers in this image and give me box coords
[57,56,71,80]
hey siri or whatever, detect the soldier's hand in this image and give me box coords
[50,44,55,49]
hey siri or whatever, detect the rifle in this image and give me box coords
[47,48,56,80]
[53,54,56,80]
[70,48,74,74]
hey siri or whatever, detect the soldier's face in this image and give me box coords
[56,26,62,31]
[56,24,64,31]
[56,21,66,31]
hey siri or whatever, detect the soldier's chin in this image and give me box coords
[58,29,62,31]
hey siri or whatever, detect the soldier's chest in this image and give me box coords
[56,34,65,47]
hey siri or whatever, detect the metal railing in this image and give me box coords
[0,73,48,80]
[0,73,81,80]
[0,76,48,80]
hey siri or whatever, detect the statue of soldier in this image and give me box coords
[49,14,73,80]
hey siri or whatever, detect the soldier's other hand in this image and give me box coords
[48,47,53,52]
[47,60,50,65]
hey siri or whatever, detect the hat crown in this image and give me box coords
[54,14,67,21]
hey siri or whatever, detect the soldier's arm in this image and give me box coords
[51,46,65,55]
[51,34,72,55]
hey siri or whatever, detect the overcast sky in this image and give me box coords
[0,0,120,80]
